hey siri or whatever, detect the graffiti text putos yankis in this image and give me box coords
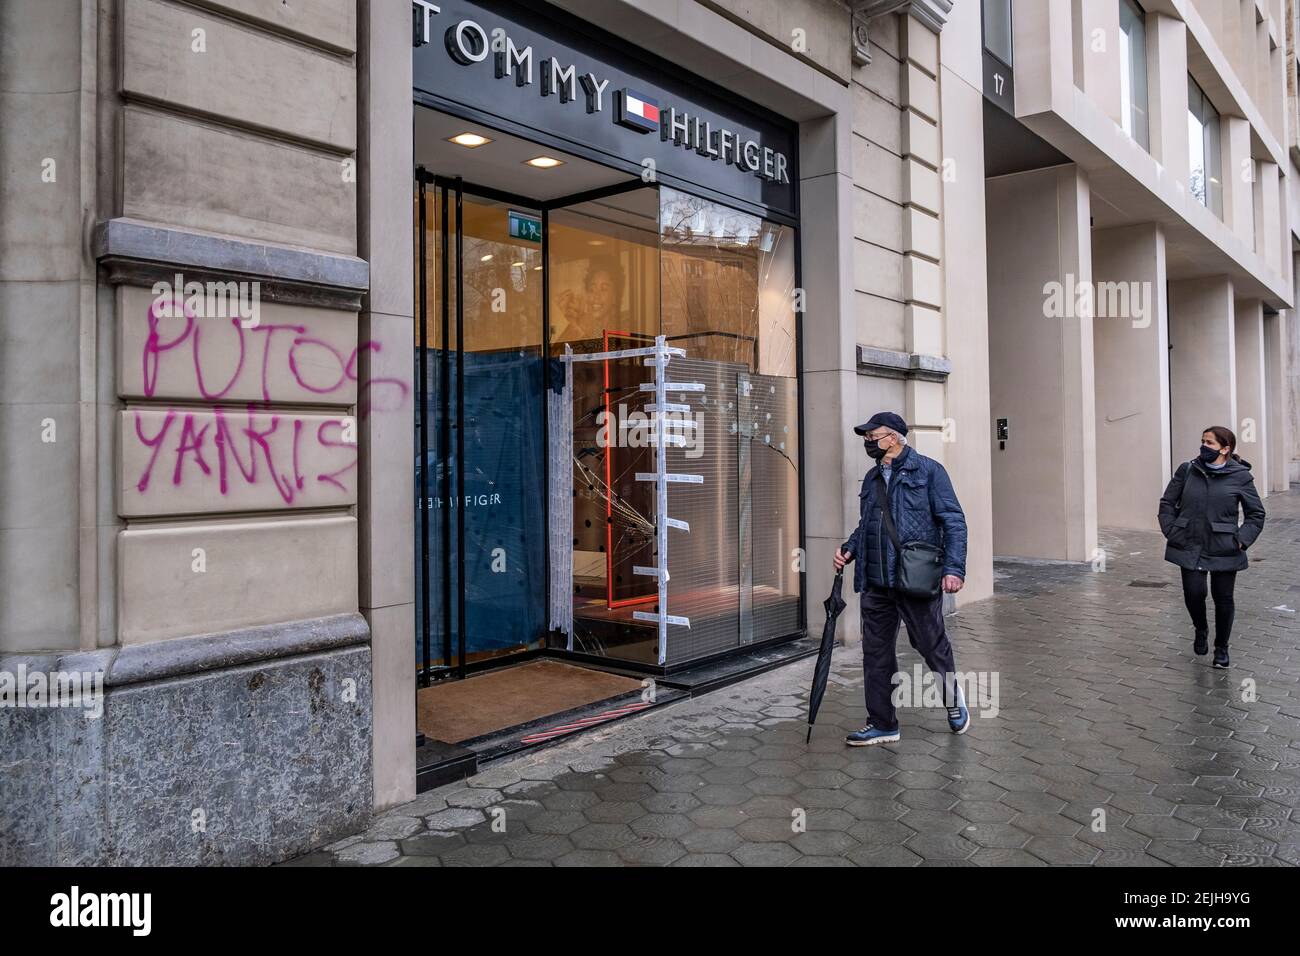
[119,295,409,515]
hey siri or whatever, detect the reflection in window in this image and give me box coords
[982,0,1013,66]
[1188,75,1222,218]
[1119,0,1149,151]
[659,189,797,378]
[548,192,662,663]
[659,188,801,662]
[546,187,802,667]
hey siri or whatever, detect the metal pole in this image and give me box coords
[455,180,466,678]
[440,184,452,672]
[655,335,668,666]
[417,171,431,687]
[541,206,551,647]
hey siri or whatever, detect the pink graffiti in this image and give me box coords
[130,405,354,506]
[142,297,408,416]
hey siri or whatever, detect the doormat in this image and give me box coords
[416,659,644,744]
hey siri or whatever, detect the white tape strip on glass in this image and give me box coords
[635,472,704,484]
[665,517,690,531]
[633,565,669,581]
[633,611,691,628]
[560,345,685,363]
[638,382,705,392]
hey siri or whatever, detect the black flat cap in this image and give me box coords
[854,411,908,436]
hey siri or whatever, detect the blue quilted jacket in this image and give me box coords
[840,445,968,593]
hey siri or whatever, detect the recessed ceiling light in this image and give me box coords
[511,261,525,268]
[587,239,606,246]
[533,265,543,271]
[448,132,492,148]
[525,156,564,168]
[480,254,493,262]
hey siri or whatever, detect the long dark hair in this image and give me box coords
[1203,425,1241,462]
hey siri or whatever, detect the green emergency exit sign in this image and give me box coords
[508,210,541,243]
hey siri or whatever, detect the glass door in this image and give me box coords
[546,185,664,664]
[544,183,803,668]
[416,176,547,682]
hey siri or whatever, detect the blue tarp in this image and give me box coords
[415,348,547,665]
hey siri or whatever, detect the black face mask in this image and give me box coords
[1198,444,1220,464]
[864,438,887,461]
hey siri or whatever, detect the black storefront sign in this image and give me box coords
[412,0,799,221]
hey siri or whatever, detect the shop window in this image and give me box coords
[1119,0,1149,151]
[546,187,801,666]
[1188,75,1223,218]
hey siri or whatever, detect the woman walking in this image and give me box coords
[1158,426,1265,668]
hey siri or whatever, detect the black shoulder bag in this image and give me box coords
[875,472,944,599]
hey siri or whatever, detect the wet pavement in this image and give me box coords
[286,489,1300,867]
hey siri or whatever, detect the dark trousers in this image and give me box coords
[1180,568,1237,648]
[860,586,958,730]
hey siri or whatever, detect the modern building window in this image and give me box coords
[982,0,1013,67]
[1187,76,1222,217]
[1118,0,1149,150]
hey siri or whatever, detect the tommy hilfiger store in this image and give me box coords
[411,0,810,779]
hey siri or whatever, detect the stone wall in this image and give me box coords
[0,0,382,864]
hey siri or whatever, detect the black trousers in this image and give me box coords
[860,586,958,731]
[1179,568,1237,649]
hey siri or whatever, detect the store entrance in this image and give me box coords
[413,112,661,757]
[414,180,549,680]
[412,106,804,771]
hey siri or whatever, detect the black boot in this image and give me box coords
[1213,646,1230,669]
[1193,629,1208,656]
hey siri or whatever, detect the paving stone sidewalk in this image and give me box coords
[286,489,1300,867]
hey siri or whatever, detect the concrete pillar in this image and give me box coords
[1011,0,1075,119]
[800,105,859,642]
[986,165,1097,562]
[1234,299,1269,494]
[1075,0,1123,126]
[939,0,994,603]
[1217,0,1247,80]
[1148,14,1189,183]
[359,0,416,810]
[1222,117,1253,246]
[1262,310,1289,492]
[1258,161,1282,273]
[0,0,92,653]
[1092,223,1170,530]
[1291,258,1300,484]
[1168,277,1236,462]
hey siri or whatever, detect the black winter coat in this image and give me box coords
[1157,457,1265,572]
[841,445,968,593]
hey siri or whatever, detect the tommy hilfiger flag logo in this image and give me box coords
[616,88,659,133]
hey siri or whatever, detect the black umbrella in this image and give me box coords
[807,568,847,743]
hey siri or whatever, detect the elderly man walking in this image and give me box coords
[833,412,969,745]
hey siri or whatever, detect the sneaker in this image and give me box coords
[1213,647,1230,669]
[1193,630,1208,656]
[845,723,900,747]
[946,685,971,735]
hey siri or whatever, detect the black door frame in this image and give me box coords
[414,168,652,685]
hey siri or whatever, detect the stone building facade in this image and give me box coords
[2,0,1295,865]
